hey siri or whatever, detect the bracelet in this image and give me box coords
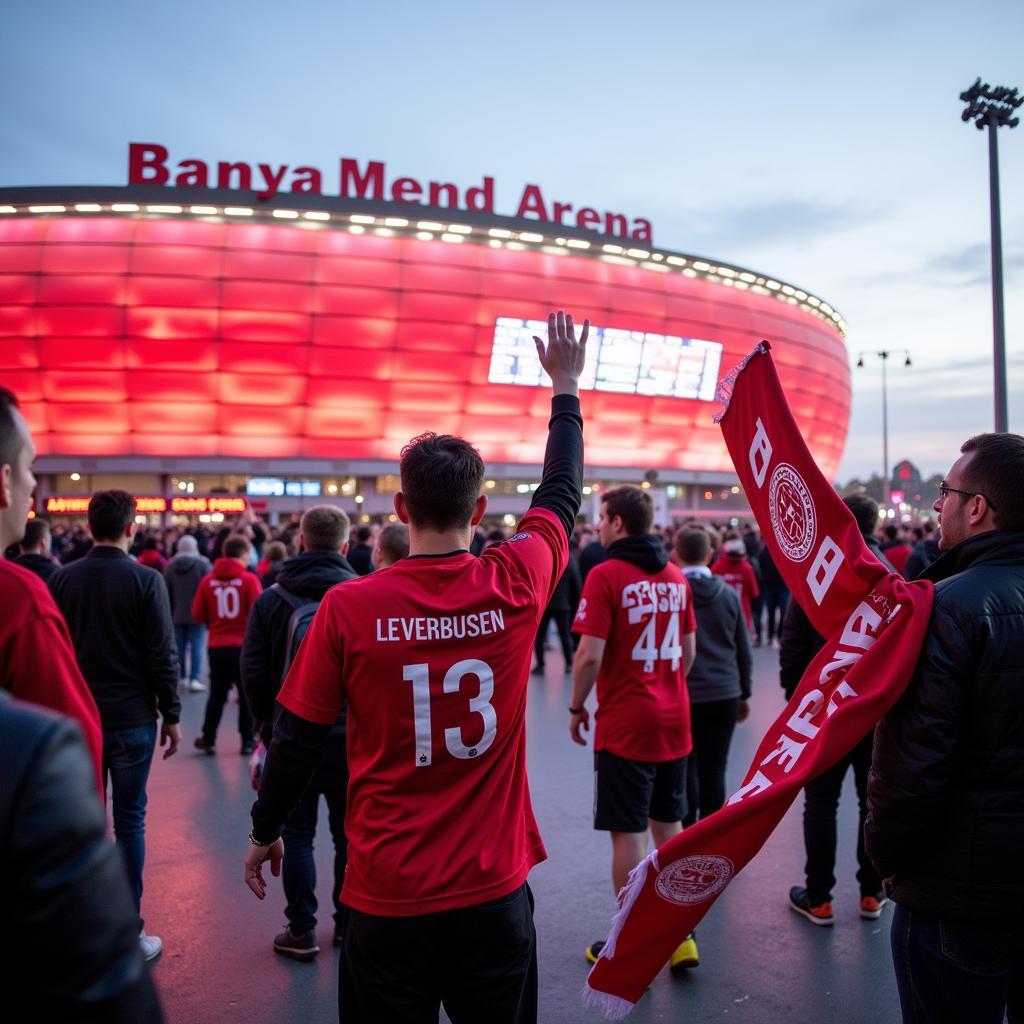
[248,829,277,847]
[568,705,585,715]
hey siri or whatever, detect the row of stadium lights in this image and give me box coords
[0,201,847,335]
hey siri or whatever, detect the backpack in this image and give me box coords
[270,583,320,685]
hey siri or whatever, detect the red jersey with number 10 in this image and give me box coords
[573,558,696,762]
[277,507,567,917]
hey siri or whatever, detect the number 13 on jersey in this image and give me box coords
[403,659,497,767]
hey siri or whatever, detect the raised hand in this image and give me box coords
[533,310,589,397]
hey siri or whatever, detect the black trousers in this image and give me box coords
[684,698,739,827]
[534,609,574,669]
[803,730,881,903]
[340,884,537,1024]
[761,584,790,642]
[201,646,254,745]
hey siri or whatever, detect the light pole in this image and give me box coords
[960,78,1021,433]
[856,349,912,510]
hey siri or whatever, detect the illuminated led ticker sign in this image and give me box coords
[488,318,723,401]
[44,495,247,515]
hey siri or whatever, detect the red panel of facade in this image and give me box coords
[0,208,850,478]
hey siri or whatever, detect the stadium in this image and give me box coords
[0,184,850,526]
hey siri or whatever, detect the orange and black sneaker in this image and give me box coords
[788,886,834,926]
[859,893,890,920]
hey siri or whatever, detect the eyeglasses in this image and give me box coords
[938,484,997,511]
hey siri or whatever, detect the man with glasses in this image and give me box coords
[866,433,1024,1023]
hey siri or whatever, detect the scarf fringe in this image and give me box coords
[601,849,660,959]
[582,980,636,1020]
[713,341,769,424]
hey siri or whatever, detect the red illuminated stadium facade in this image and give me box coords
[0,185,850,525]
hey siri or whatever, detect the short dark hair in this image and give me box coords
[20,517,50,551]
[602,485,653,536]
[263,540,287,564]
[843,493,879,537]
[223,534,250,560]
[300,505,350,551]
[88,490,136,541]
[960,433,1024,531]
[356,525,372,543]
[883,524,899,541]
[376,523,410,565]
[675,527,710,565]
[400,433,484,532]
[0,387,23,473]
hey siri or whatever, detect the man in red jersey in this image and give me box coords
[0,387,103,795]
[711,537,760,632]
[245,311,587,1024]
[568,484,698,969]
[192,533,261,755]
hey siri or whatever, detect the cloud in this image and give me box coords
[923,242,1024,287]
[677,197,890,250]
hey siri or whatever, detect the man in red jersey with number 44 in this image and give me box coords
[569,484,699,971]
[245,310,587,1024]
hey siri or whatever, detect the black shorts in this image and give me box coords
[593,749,688,832]
[340,884,537,1024]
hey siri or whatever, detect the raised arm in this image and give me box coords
[529,310,588,538]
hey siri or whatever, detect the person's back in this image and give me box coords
[247,309,587,1023]
[164,541,211,623]
[711,539,759,629]
[49,500,179,734]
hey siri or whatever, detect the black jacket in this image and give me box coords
[779,534,893,699]
[12,552,60,583]
[347,542,374,576]
[544,557,582,614]
[163,552,212,625]
[904,537,942,580]
[865,530,1024,920]
[686,573,753,703]
[49,547,180,729]
[240,550,357,747]
[0,694,164,1022]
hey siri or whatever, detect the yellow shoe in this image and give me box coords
[669,934,699,971]
[585,940,605,964]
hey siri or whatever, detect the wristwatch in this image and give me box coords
[248,829,278,847]
[568,705,585,715]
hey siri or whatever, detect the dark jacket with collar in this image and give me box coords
[240,550,357,747]
[49,546,180,730]
[0,694,164,1022]
[865,530,1024,920]
[12,552,60,584]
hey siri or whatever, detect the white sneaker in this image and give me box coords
[188,679,207,693]
[139,930,162,962]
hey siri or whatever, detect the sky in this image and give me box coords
[2,0,1021,483]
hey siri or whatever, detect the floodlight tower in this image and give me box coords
[960,78,1022,432]
[856,349,912,510]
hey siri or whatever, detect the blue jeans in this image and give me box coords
[103,722,157,929]
[174,622,207,682]
[891,903,1024,1023]
[283,747,348,932]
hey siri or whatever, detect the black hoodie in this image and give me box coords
[607,534,669,575]
[240,550,357,746]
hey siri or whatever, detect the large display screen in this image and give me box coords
[488,317,722,401]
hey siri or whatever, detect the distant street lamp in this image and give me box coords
[960,78,1021,432]
[856,349,912,509]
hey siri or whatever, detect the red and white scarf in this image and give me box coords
[583,343,934,1018]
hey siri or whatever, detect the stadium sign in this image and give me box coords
[128,142,653,241]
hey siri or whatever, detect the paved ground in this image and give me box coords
[146,643,902,1024]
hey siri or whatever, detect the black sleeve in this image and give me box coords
[529,393,584,539]
[240,596,277,742]
[144,575,181,724]
[865,605,970,878]
[250,706,332,844]
[9,719,165,1022]
[734,596,754,700]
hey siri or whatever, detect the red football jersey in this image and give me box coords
[573,557,696,762]
[277,507,567,917]
[710,555,759,628]
[191,558,262,647]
